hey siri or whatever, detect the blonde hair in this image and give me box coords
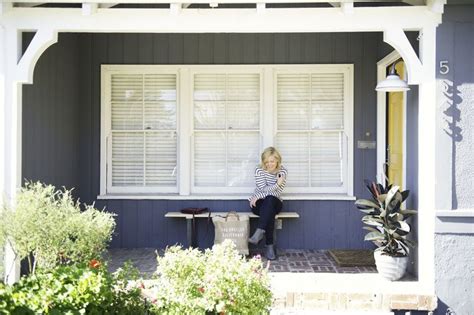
[260,147,282,171]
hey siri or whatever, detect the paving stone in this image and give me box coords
[106,248,377,277]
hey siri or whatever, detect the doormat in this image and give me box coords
[328,249,375,267]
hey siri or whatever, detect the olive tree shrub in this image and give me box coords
[0,182,116,274]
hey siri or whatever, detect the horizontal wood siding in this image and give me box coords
[95,199,367,250]
[23,32,388,249]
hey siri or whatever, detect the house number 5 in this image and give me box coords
[439,60,450,75]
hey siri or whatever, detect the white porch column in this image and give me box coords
[417,25,437,291]
[1,27,23,284]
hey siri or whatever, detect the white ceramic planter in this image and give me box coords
[374,250,408,281]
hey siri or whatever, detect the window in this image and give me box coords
[192,71,262,194]
[101,65,353,197]
[275,68,352,194]
[101,67,178,194]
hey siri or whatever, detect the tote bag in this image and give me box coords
[212,212,250,255]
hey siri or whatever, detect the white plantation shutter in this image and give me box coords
[112,132,144,186]
[193,72,261,191]
[276,71,346,191]
[109,72,177,192]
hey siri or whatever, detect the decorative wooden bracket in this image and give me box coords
[16,28,58,83]
[383,28,424,85]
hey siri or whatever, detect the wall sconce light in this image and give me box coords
[375,59,410,92]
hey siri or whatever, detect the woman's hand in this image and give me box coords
[249,196,258,208]
[277,173,285,186]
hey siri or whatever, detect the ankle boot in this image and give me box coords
[248,228,265,245]
[265,244,277,260]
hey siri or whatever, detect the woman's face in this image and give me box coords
[264,156,278,173]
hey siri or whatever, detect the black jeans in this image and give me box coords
[251,196,283,245]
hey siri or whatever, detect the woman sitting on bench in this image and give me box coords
[248,146,287,260]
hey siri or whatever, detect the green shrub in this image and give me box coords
[145,240,273,314]
[0,260,147,314]
[0,284,14,314]
[0,182,116,274]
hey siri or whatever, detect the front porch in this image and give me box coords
[1,3,443,313]
[107,248,438,313]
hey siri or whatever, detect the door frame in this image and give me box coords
[376,51,407,190]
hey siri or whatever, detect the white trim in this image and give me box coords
[0,2,13,16]
[1,27,23,284]
[100,65,180,195]
[9,0,375,3]
[436,209,474,218]
[273,64,354,196]
[100,67,107,195]
[100,64,354,196]
[435,209,474,234]
[178,68,191,195]
[82,3,98,16]
[97,193,357,201]
[402,69,407,192]
[376,51,408,191]
[16,28,58,83]
[262,67,273,148]
[188,66,264,194]
[383,28,424,84]
[417,25,436,293]
[346,65,354,196]
[427,0,446,14]
[2,7,442,33]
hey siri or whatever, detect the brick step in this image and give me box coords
[270,273,437,312]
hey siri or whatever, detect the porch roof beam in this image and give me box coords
[8,0,425,3]
[2,7,441,32]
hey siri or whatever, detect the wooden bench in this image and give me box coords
[165,211,300,247]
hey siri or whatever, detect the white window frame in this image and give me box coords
[100,64,353,197]
[273,65,354,195]
[100,65,180,195]
[189,66,264,195]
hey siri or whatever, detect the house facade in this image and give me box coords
[1,0,472,314]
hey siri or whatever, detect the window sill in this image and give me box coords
[97,193,356,201]
[436,209,474,217]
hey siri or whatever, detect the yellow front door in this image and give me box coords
[387,61,405,188]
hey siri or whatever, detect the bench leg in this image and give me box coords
[186,218,193,248]
[273,222,277,246]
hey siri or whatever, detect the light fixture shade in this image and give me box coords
[375,74,410,92]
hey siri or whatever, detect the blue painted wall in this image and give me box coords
[22,32,405,250]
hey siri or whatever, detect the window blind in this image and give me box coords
[110,73,177,189]
[193,73,260,190]
[276,72,345,188]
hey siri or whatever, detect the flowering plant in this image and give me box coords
[0,260,146,314]
[0,181,116,274]
[146,240,272,314]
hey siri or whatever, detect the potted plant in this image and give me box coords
[355,180,417,281]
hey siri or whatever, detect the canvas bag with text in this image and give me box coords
[212,212,250,255]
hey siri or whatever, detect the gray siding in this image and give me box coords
[23,32,391,250]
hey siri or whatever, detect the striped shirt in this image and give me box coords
[250,166,288,201]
